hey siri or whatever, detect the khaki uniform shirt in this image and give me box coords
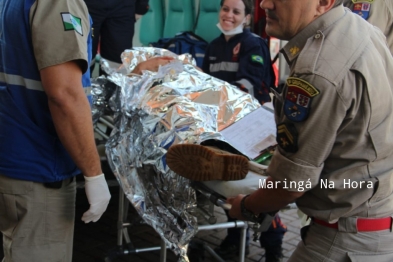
[344,0,393,55]
[267,5,393,222]
[30,0,90,71]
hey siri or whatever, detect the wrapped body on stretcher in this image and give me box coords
[91,48,290,261]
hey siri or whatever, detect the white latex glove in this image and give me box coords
[82,173,111,223]
[135,14,142,21]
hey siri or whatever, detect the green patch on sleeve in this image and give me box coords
[61,13,83,36]
[251,55,264,65]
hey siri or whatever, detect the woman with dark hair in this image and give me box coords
[202,0,286,261]
[202,0,274,105]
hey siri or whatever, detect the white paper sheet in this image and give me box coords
[220,106,276,159]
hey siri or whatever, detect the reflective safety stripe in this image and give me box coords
[209,61,239,73]
[0,72,91,95]
[0,72,43,91]
[236,78,254,96]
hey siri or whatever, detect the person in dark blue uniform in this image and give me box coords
[83,0,149,75]
[202,0,274,105]
[202,0,286,261]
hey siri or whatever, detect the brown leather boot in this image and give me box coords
[166,144,249,181]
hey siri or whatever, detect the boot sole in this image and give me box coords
[166,144,249,181]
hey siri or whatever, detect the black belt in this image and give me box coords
[44,176,74,189]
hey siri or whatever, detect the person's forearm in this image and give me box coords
[48,94,102,177]
[245,176,304,214]
[41,61,102,177]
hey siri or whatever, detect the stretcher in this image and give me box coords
[95,117,273,262]
[92,54,295,261]
[94,111,297,261]
[102,168,275,262]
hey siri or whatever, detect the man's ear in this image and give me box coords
[317,0,336,15]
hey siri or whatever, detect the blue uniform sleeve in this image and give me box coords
[232,37,272,104]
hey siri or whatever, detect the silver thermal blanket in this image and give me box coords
[91,47,261,261]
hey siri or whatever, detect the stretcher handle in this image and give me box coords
[192,182,232,210]
[216,199,232,210]
[248,161,268,176]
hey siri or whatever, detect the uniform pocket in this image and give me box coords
[0,193,31,238]
[347,251,393,262]
[0,175,32,236]
[368,172,393,204]
[0,194,18,232]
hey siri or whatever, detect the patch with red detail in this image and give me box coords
[284,77,319,122]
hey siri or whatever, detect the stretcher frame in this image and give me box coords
[103,181,249,262]
[95,116,282,262]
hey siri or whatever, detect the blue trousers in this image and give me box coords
[83,0,137,73]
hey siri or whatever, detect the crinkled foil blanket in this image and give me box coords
[91,47,260,261]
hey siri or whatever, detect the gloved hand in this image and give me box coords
[82,173,111,223]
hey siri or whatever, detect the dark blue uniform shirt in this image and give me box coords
[202,29,273,104]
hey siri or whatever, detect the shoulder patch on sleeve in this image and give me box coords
[251,55,264,65]
[284,77,319,122]
[351,2,372,20]
[61,13,83,36]
[276,123,298,153]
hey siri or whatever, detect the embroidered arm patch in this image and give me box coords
[352,2,371,19]
[284,77,319,122]
[61,13,83,36]
[276,123,298,153]
[251,55,264,65]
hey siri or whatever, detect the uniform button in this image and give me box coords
[315,33,321,39]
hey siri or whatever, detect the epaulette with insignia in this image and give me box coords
[284,77,319,122]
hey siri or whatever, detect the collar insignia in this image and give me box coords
[289,46,300,56]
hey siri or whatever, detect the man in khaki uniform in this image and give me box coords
[224,0,393,261]
[0,0,111,261]
[344,0,393,54]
